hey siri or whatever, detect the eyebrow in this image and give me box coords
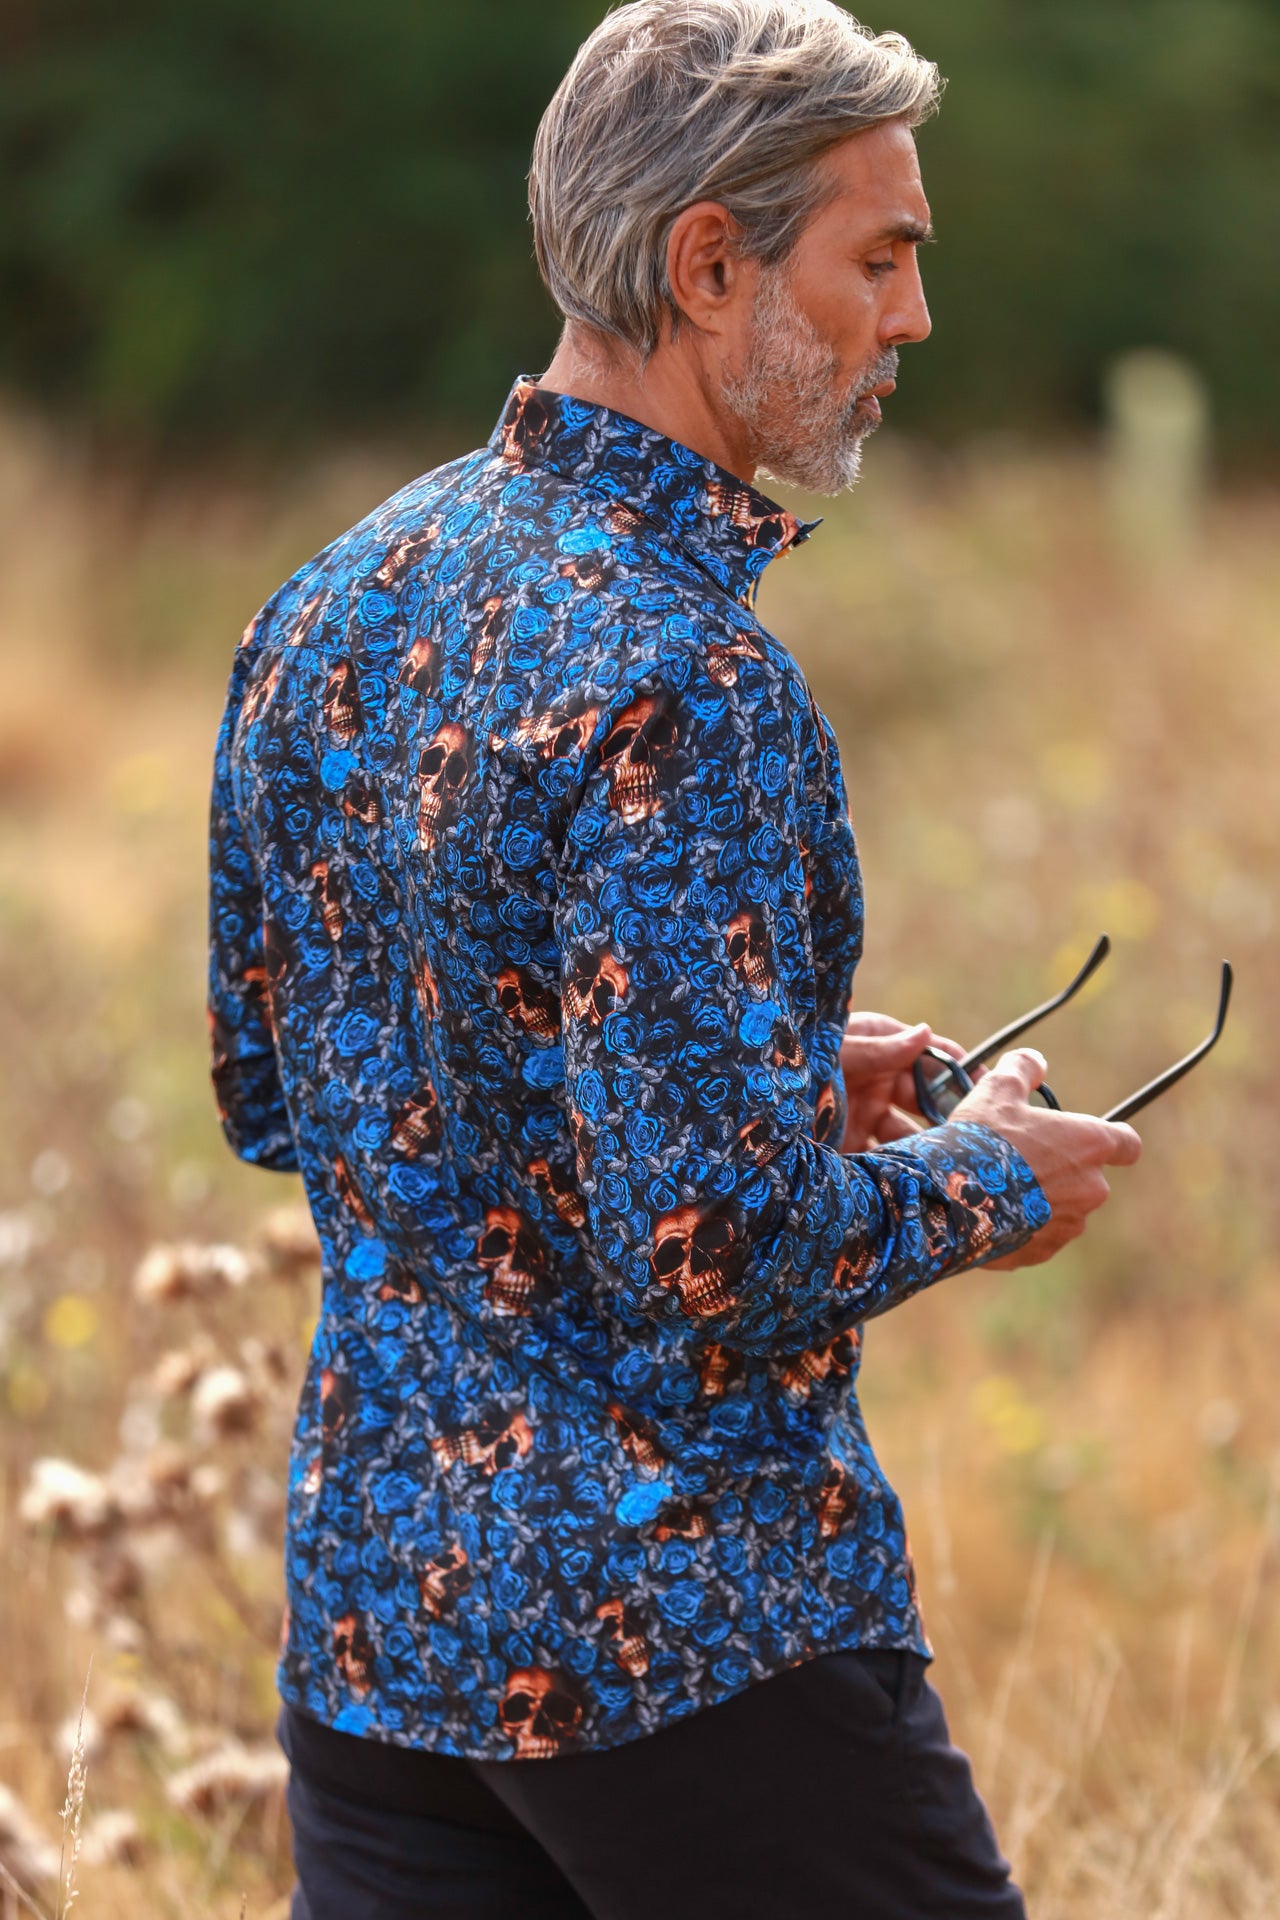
[878,218,935,246]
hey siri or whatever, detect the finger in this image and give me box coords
[841,1024,932,1073]
[871,1108,920,1144]
[1100,1122,1142,1167]
[843,1011,907,1040]
[984,1047,1048,1098]
[929,1033,968,1063]
[1080,1172,1111,1213]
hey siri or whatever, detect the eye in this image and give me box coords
[865,256,896,277]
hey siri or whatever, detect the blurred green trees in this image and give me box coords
[2,0,1277,455]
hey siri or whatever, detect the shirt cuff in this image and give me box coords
[877,1117,1051,1271]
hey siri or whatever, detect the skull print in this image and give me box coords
[322,660,361,742]
[779,1330,859,1400]
[738,1115,782,1167]
[564,950,628,1025]
[508,701,601,762]
[606,1401,667,1475]
[472,595,503,676]
[500,1667,582,1760]
[417,723,470,851]
[705,632,762,688]
[817,1460,856,1539]
[319,1367,349,1454]
[596,1599,650,1677]
[390,1084,442,1155]
[414,957,440,1022]
[401,632,441,699]
[653,1501,712,1542]
[726,910,771,994]
[342,773,380,825]
[500,385,554,470]
[698,1343,743,1399]
[704,478,790,549]
[311,859,343,942]
[333,1613,373,1697]
[242,657,280,728]
[431,1409,534,1476]
[333,1154,374,1232]
[598,695,677,825]
[476,1207,548,1317]
[772,1020,806,1073]
[496,966,561,1042]
[287,593,327,649]
[418,1543,470,1620]
[529,1156,587,1229]
[377,1266,424,1304]
[373,524,438,589]
[832,1244,876,1292]
[651,1207,740,1317]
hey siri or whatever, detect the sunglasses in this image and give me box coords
[912,934,1233,1127]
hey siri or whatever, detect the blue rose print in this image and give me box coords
[208,378,1048,1761]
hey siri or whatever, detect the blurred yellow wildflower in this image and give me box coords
[1042,738,1110,810]
[971,1374,1046,1456]
[7,1364,49,1418]
[44,1292,100,1349]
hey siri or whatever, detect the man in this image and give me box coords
[208,3,1140,1914]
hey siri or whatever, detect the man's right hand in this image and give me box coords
[950,1047,1143,1269]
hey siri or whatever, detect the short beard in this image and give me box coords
[720,262,898,496]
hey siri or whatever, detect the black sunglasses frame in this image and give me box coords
[912,934,1233,1128]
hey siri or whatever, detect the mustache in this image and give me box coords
[854,348,899,400]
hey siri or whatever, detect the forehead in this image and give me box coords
[807,120,930,245]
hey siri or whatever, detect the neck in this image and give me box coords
[538,325,757,484]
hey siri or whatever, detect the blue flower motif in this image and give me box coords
[656,1581,703,1627]
[615,1479,673,1527]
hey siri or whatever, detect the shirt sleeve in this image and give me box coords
[207,625,299,1173]
[555,658,1048,1359]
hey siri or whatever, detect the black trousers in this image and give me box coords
[280,1651,1027,1920]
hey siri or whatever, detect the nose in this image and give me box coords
[882,250,931,347]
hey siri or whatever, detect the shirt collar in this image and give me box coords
[490,377,820,612]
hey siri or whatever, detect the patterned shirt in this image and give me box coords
[208,378,1048,1760]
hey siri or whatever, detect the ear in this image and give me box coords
[665,201,754,337]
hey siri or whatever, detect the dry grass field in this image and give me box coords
[1,402,1278,1917]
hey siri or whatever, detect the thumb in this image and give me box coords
[984,1047,1048,1100]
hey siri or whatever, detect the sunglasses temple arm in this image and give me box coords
[958,933,1112,1075]
[1101,962,1233,1125]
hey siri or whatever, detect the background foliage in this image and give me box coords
[2,0,1278,457]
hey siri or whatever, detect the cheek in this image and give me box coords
[809,271,881,369]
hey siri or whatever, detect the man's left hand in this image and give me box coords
[839,1013,967,1152]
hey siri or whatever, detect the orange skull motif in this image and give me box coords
[496,966,561,1042]
[323,660,361,742]
[726,910,771,994]
[598,696,677,825]
[418,1543,470,1620]
[651,1207,739,1317]
[417,723,470,851]
[529,1156,587,1229]
[499,1667,582,1760]
[432,1410,534,1477]
[564,950,628,1025]
[333,1613,373,1697]
[476,1208,548,1317]
[596,1599,650,1677]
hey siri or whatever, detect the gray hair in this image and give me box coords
[529,0,941,353]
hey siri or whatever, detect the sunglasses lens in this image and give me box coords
[914,1049,974,1125]
[926,1074,964,1120]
